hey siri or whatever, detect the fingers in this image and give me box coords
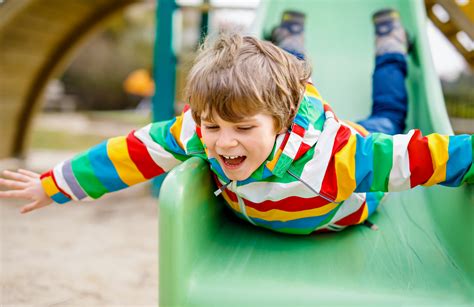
[20,201,39,214]
[2,170,30,182]
[18,169,40,179]
[0,189,26,199]
[20,200,51,214]
[0,178,26,190]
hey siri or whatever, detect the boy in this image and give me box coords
[1,10,473,235]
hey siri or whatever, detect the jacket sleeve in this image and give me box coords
[40,107,198,204]
[320,122,473,203]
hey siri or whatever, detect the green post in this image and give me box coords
[199,0,210,41]
[152,0,177,196]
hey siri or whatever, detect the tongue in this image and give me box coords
[225,156,245,165]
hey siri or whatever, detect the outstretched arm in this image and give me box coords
[353,131,473,193]
[320,124,473,202]
[1,106,199,213]
[0,169,52,213]
[39,117,192,205]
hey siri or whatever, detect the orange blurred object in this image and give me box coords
[123,69,155,97]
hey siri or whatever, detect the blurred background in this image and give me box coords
[0,0,472,305]
[0,0,472,168]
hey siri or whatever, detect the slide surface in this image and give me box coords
[159,1,474,305]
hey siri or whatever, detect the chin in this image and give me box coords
[224,171,251,182]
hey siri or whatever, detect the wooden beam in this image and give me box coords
[425,0,474,70]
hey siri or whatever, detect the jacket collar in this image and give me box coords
[263,82,331,178]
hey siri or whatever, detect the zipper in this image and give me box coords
[232,181,256,225]
[287,169,378,231]
[286,169,340,204]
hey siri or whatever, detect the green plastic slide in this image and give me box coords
[159,0,474,305]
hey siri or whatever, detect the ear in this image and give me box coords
[277,127,288,135]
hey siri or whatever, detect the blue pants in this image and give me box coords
[357,53,408,135]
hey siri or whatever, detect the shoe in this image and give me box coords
[270,10,306,59]
[373,8,411,55]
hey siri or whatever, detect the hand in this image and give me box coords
[0,169,53,214]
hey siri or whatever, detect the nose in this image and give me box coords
[215,130,239,149]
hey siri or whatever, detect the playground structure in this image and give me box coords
[0,0,473,305]
[0,0,141,159]
[0,0,472,160]
[425,0,474,70]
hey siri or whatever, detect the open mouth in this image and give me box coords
[219,155,247,169]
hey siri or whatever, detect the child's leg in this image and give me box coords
[271,9,409,135]
[357,53,407,135]
[357,9,409,135]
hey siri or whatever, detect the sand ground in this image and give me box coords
[1,181,159,307]
[1,112,159,306]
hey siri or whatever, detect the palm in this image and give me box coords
[0,169,52,213]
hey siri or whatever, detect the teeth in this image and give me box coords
[223,155,242,159]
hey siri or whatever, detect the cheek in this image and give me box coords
[201,133,214,150]
[263,136,276,153]
[248,133,276,157]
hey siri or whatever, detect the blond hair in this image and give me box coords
[185,32,311,131]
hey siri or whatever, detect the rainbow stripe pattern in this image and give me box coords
[40,105,199,202]
[41,84,473,234]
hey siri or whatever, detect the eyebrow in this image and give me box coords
[236,116,259,123]
[236,120,258,125]
[200,112,260,124]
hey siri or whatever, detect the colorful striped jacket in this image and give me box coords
[40,83,474,235]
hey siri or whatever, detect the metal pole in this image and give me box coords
[152,0,177,196]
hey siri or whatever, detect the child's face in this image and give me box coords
[201,112,285,181]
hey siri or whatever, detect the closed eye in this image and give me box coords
[237,126,254,131]
[203,125,219,130]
